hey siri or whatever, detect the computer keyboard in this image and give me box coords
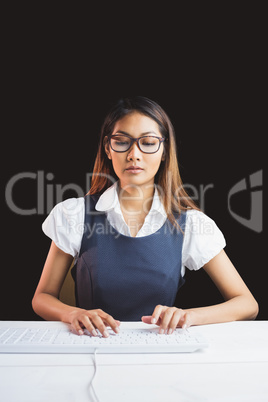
[0,326,208,353]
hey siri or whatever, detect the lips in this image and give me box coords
[126,166,143,171]
[125,166,144,173]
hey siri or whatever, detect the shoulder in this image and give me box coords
[185,209,219,234]
[46,197,85,224]
[182,209,226,271]
[42,197,85,257]
[55,197,85,212]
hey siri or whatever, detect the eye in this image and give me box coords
[140,137,159,146]
[113,136,130,145]
[110,135,132,151]
[115,140,129,145]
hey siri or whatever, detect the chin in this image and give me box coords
[120,175,155,189]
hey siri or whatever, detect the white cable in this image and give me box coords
[89,348,100,402]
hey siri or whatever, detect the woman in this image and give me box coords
[32,96,258,338]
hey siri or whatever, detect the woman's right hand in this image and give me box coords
[67,308,120,338]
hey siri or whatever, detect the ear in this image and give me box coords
[103,136,112,160]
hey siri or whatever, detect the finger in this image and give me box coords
[141,316,153,324]
[168,309,185,333]
[179,312,191,329]
[90,312,110,338]
[151,305,167,325]
[141,315,161,325]
[159,307,178,334]
[71,317,96,336]
[95,309,120,334]
[78,315,98,337]
[71,319,85,336]
[102,313,120,334]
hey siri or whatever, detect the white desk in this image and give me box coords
[0,321,268,402]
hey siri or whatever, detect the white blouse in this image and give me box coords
[42,182,226,276]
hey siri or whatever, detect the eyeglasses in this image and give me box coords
[109,134,166,154]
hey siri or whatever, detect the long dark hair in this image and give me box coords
[89,96,199,227]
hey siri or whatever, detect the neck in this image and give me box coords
[118,182,155,215]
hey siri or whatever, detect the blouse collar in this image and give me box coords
[95,181,167,218]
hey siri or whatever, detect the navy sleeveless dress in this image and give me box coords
[72,195,186,321]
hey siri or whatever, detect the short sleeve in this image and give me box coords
[182,209,226,274]
[42,197,85,257]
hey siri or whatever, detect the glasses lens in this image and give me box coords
[139,137,160,153]
[110,135,131,152]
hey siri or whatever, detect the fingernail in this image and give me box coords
[182,324,187,329]
[159,328,164,334]
[168,328,173,335]
[151,318,157,324]
[78,330,84,335]
[92,329,98,337]
[114,326,120,333]
[103,330,109,338]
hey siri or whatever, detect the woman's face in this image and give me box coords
[105,112,165,191]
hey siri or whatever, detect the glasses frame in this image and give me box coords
[109,134,166,154]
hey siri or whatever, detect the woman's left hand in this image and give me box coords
[141,305,194,334]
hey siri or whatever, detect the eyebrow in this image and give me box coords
[114,130,159,137]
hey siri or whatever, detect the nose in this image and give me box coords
[126,141,142,161]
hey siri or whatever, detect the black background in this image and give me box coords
[2,5,265,321]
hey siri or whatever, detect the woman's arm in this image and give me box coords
[191,249,259,324]
[142,250,259,333]
[32,241,120,337]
